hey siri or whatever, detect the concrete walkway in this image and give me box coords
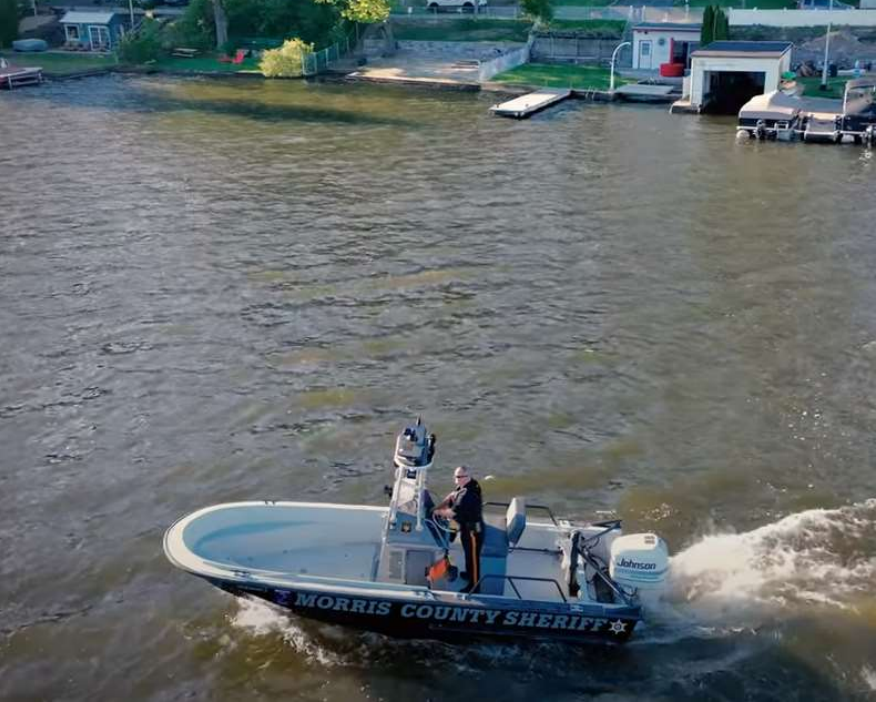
[345,52,482,87]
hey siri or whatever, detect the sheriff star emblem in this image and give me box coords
[609,619,627,635]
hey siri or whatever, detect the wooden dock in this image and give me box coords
[0,65,43,90]
[614,83,678,103]
[490,88,571,119]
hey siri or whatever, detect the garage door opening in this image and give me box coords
[706,71,766,114]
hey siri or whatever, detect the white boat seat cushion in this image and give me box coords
[506,497,526,547]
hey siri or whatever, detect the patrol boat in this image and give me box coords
[164,419,670,644]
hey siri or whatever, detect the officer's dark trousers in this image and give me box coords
[460,523,484,592]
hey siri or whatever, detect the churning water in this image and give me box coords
[2,74,876,701]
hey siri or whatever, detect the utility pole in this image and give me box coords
[820,0,834,90]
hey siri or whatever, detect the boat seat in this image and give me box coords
[481,497,527,557]
[507,497,526,547]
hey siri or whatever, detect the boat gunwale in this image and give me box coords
[164,501,641,617]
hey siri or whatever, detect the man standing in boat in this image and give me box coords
[434,466,484,593]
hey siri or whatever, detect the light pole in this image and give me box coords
[820,0,834,90]
[610,41,631,93]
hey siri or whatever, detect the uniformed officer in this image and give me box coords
[434,465,484,593]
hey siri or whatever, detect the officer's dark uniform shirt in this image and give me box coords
[451,479,483,527]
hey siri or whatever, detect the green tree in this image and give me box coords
[522,0,553,24]
[340,0,389,24]
[118,18,163,63]
[0,0,19,49]
[715,7,730,41]
[700,4,714,47]
[260,37,313,76]
[169,0,216,50]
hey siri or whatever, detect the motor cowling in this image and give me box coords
[609,533,669,591]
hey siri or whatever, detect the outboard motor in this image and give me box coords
[609,533,669,593]
[754,119,767,141]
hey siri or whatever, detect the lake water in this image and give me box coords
[2,74,876,701]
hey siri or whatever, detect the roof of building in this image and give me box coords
[693,41,793,57]
[60,11,118,24]
[633,22,702,32]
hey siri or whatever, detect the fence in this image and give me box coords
[302,30,357,76]
[478,35,533,80]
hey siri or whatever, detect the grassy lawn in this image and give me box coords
[798,75,847,100]
[3,51,119,75]
[492,62,631,89]
[151,54,262,72]
[391,19,533,42]
[541,19,626,37]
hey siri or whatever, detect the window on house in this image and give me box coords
[66,25,80,41]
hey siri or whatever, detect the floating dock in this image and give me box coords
[490,88,572,118]
[613,83,679,103]
[0,65,43,90]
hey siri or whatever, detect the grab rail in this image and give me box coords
[471,574,567,603]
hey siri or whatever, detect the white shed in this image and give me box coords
[632,22,701,71]
[687,41,793,112]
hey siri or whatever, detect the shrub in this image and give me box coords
[118,18,164,63]
[0,0,18,49]
[167,0,216,51]
[522,0,553,24]
[259,37,314,77]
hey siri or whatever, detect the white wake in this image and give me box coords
[660,498,876,625]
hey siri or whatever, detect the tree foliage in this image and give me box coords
[172,0,385,54]
[700,5,728,47]
[714,7,729,41]
[522,0,553,24]
[222,0,340,46]
[701,5,714,47]
[339,0,389,23]
[118,18,164,63]
[0,0,19,49]
[259,37,314,76]
[170,0,216,50]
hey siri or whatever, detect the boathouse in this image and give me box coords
[631,23,701,71]
[60,11,130,51]
[685,41,793,113]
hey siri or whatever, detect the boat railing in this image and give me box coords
[471,574,568,603]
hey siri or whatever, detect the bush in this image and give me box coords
[522,0,553,23]
[167,0,216,51]
[259,37,313,77]
[118,18,164,63]
[0,0,18,49]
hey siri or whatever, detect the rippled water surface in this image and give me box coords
[2,74,876,701]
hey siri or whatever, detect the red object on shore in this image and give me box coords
[660,62,685,78]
